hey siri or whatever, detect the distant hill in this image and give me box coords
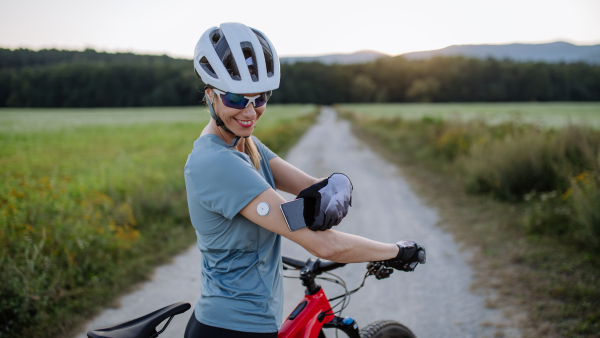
[401,42,600,64]
[281,42,600,65]
[281,50,389,65]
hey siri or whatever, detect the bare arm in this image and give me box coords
[239,188,398,263]
[269,157,321,196]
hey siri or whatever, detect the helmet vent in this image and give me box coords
[222,52,241,81]
[210,30,222,45]
[208,28,241,81]
[199,56,218,79]
[240,42,259,82]
[263,52,274,78]
[251,29,275,78]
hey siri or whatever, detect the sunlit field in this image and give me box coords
[338,102,600,128]
[0,104,317,338]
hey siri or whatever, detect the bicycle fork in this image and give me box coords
[322,315,360,338]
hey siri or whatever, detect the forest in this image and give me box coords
[1,47,599,108]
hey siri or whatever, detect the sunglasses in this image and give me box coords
[212,88,272,110]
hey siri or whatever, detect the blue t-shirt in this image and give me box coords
[184,134,283,333]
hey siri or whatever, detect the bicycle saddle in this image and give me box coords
[87,302,191,338]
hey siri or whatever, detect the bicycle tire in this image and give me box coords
[359,320,416,338]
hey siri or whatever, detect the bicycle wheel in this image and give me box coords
[359,320,416,338]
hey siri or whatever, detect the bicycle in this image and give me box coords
[87,255,423,338]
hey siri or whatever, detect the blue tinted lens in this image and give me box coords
[222,92,248,109]
[254,93,268,108]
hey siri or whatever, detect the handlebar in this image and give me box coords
[282,255,346,273]
[281,256,306,269]
[319,260,347,272]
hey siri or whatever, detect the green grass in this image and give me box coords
[0,104,315,133]
[337,102,600,128]
[337,105,600,337]
[0,104,317,338]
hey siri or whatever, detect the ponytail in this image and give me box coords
[245,137,262,170]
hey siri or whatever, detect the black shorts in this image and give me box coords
[184,311,278,338]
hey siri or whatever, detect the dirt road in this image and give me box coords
[75,107,519,338]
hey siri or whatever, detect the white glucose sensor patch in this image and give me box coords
[257,202,270,216]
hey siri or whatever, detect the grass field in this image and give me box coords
[0,104,317,338]
[338,104,600,337]
[337,102,600,128]
[0,104,315,133]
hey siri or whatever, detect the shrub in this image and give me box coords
[462,130,563,201]
[569,172,600,249]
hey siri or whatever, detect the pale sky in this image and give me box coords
[0,0,599,58]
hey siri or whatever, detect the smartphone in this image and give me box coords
[280,199,308,232]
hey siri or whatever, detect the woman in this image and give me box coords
[184,23,425,338]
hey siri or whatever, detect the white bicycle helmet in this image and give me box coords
[194,22,280,94]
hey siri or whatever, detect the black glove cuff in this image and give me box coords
[297,178,328,230]
[394,243,417,262]
[393,245,405,261]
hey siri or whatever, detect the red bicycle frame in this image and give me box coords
[278,288,332,337]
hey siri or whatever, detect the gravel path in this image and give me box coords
[75,107,518,338]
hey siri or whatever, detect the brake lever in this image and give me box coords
[366,261,394,280]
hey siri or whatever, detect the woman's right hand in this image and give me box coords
[296,173,353,231]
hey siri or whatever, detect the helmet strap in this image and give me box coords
[206,90,247,148]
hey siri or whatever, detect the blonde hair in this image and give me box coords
[244,137,262,170]
[207,91,262,170]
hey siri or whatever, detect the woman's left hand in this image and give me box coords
[297,173,353,231]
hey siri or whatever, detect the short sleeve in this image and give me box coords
[185,145,271,220]
[251,136,278,161]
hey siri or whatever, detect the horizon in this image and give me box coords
[2,40,598,60]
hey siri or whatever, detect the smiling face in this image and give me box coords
[207,88,267,139]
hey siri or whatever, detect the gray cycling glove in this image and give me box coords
[297,173,353,231]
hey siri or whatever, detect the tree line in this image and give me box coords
[1,48,599,107]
